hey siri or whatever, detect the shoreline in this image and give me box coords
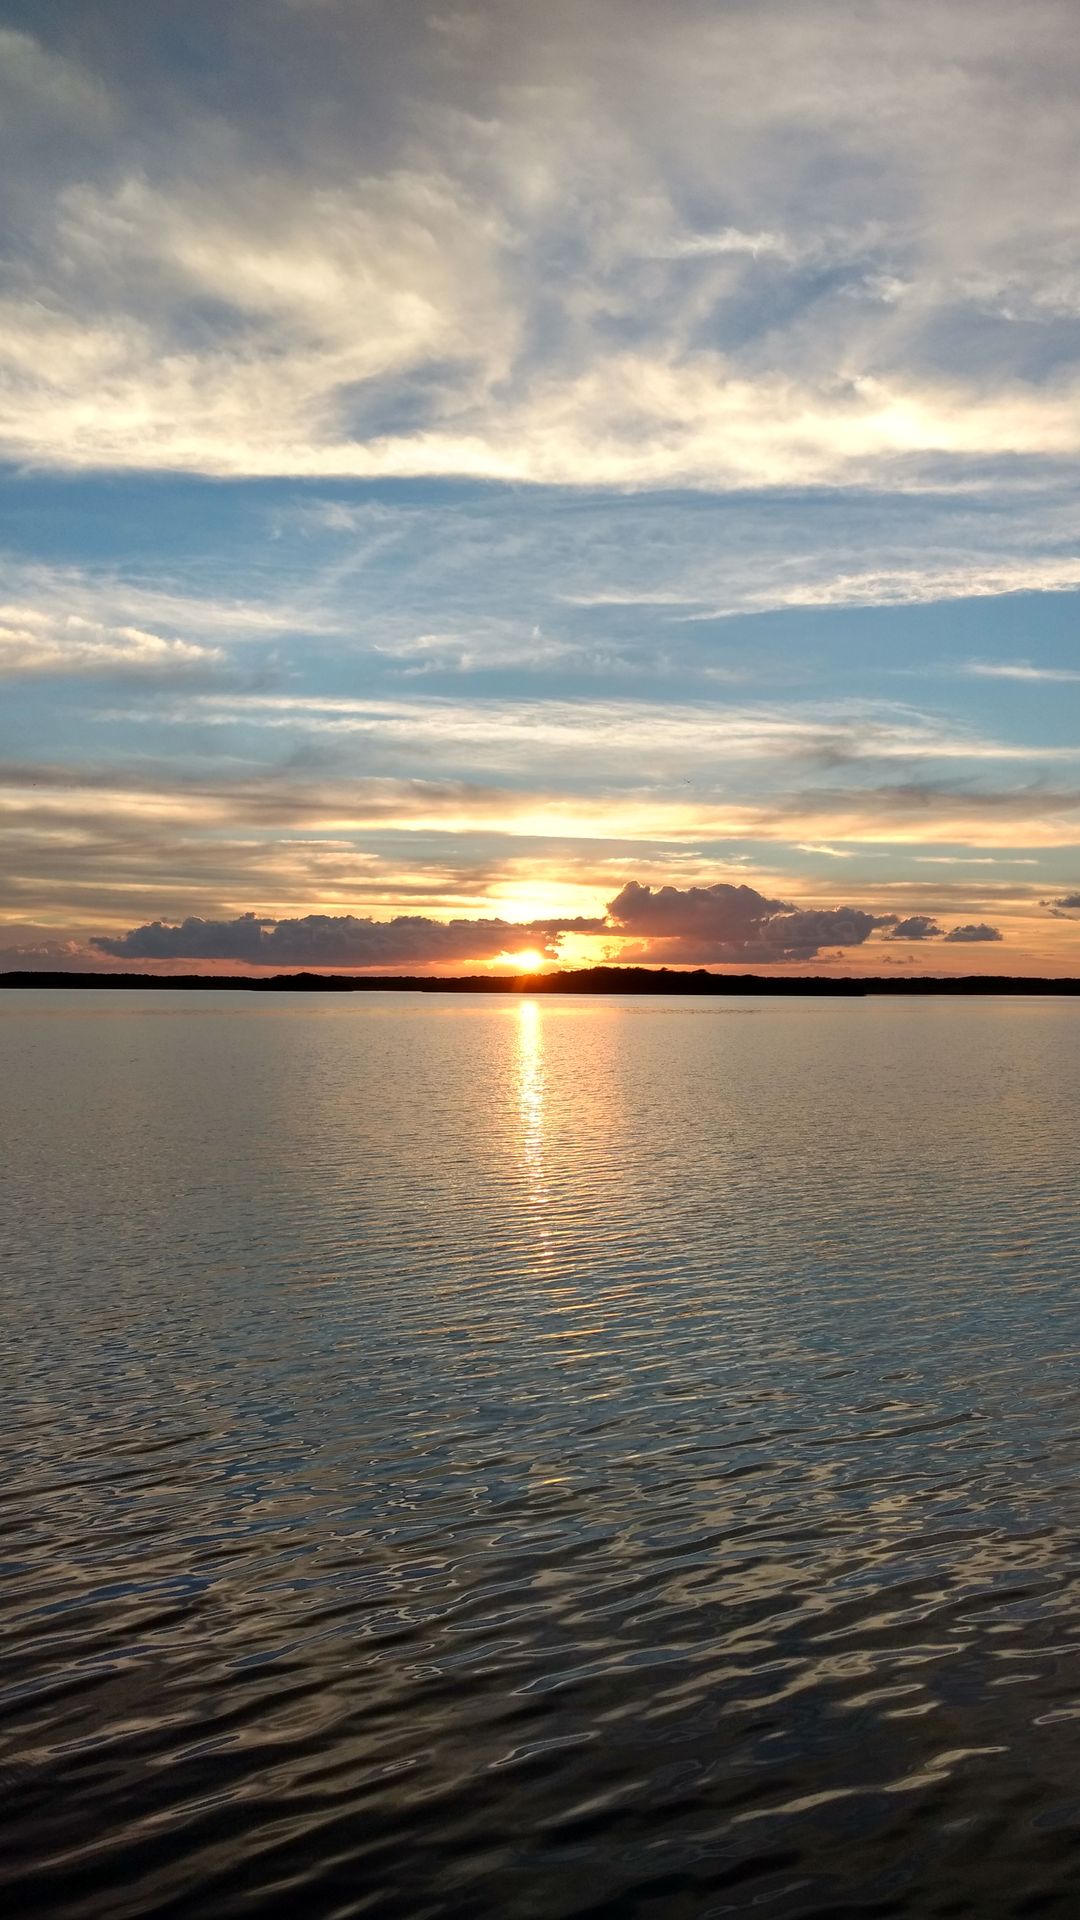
[3,969,1079,997]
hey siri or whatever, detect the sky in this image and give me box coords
[2,0,1079,975]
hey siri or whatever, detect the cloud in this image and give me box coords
[174,691,1068,777]
[0,555,328,686]
[310,485,1080,632]
[370,627,588,675]
[1043,890,1080,917]
[0,935,98,973]
[89,909,601,970]
[964,661,1080,683]
[4,6,1080,972]
[605,878,883,964]
[6,2,1080,490]
[941,922,1004,942]
[74,885,1006,972]
[676,555,1080,620]
[883,914,944,940]
[0,607,224,680]
[764,779,1080,849]
[5,760,1080,949]
[604,879,1009,961]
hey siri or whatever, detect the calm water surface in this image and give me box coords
[2,990,1079,1918]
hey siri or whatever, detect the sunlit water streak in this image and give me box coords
[1,989,1079,1918]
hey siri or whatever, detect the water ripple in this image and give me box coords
[2,990,1080,1916]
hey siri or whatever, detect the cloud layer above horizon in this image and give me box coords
[1,0,1078,973]
[71,882,1003,971]
[5,0,1080,492]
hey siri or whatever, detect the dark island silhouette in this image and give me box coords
[3,968,1079,995]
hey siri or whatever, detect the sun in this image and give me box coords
[498,948,548,972]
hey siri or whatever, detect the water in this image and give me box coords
[1,989,1079,1918]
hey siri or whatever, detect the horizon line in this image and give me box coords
[3,968,1079,998]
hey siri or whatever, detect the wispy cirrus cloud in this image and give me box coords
[0,557,327,688]
[0,606,224,680]
[299,485,1080,637]
[5,2,1080,491]
[5,760,1080,854]
[963,660,1080,682]
[124,692,1079,778]
[913,855,1041,865]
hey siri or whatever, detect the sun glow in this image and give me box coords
[497,947,548,972]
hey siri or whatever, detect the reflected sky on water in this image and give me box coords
[1,991,1080,1919]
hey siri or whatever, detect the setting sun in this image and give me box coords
[497,948,547,972]
[7,9,1080,1920]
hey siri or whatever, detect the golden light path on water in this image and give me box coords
[517,998,553,1260]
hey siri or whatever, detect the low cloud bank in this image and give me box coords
[90,911,604,969]
[604,881,1001,964]
[605,880,880,964]
[84,885,1003,972]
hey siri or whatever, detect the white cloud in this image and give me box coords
[370,627,586,674]
[295,484,1080,633]
[679,555,1080,617]
[0,556,334,681]
[0,553,361,696]
[963,660,1080,682]
[3,3,1080,487]
[0,607,223,680]
[162,692,1077,779]
[6,759,1080,852]
[648,227,795,261]
[0,26,113,138]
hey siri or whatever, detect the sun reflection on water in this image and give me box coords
[516,1000,552,1248]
